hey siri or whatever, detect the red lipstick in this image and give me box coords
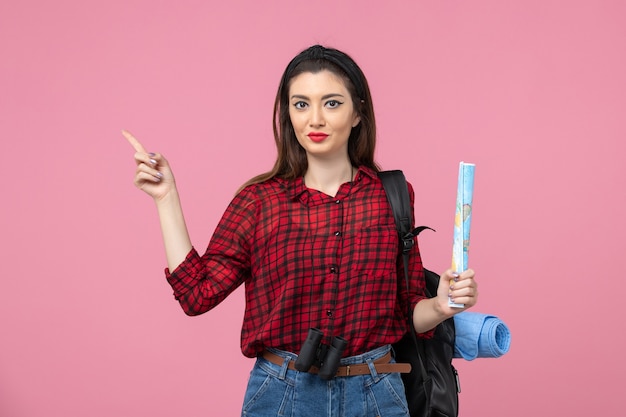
[308,132,329,143]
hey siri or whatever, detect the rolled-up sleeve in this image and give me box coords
[163,187,256,316]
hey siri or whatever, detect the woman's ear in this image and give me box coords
[352,99,365,127]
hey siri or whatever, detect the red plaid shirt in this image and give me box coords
[165,166,428,358]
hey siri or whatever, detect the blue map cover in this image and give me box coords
[450,162,475,307]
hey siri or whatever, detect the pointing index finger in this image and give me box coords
[122,129,148,154]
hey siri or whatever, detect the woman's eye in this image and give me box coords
[326,100,342,109]
[294,101,308,109]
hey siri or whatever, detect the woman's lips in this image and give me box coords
[308,133,329,143]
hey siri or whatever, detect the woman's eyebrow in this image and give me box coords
[290,93,346,100]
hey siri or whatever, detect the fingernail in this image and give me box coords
[149,152,156,157]
[149,159,157,165]
[449,285,455,290]
[156,172,163,178]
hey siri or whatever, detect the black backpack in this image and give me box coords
[379,170,460,417]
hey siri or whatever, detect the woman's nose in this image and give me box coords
[309,106,325,127]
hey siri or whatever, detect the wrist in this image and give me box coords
[154,187,180,207]
[433,296,454,320]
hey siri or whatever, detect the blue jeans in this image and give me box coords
[241,344,410,417]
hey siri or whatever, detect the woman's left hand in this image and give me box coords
[436,269,478,318]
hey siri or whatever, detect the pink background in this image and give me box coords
[1,1,624,416]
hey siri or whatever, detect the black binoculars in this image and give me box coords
[294,328,348,380]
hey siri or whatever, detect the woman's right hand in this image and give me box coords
[122,129,193,270]
[123,130,176,202]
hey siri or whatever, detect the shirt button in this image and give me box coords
[326,310,333,317]
[330,267,337,273]
[334,231,341,237]
[335,200,341,204]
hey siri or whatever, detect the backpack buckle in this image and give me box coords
[401,232,414,253]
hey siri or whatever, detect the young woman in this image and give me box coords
[125,45,477,417]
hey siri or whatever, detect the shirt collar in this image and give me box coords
[279,165,378,202]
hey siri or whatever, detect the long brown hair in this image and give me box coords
[240,45,379,190]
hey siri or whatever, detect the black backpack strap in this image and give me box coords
[378,170,430,399]
[379,170,413,251]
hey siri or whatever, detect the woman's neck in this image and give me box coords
[304,159,355,197]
